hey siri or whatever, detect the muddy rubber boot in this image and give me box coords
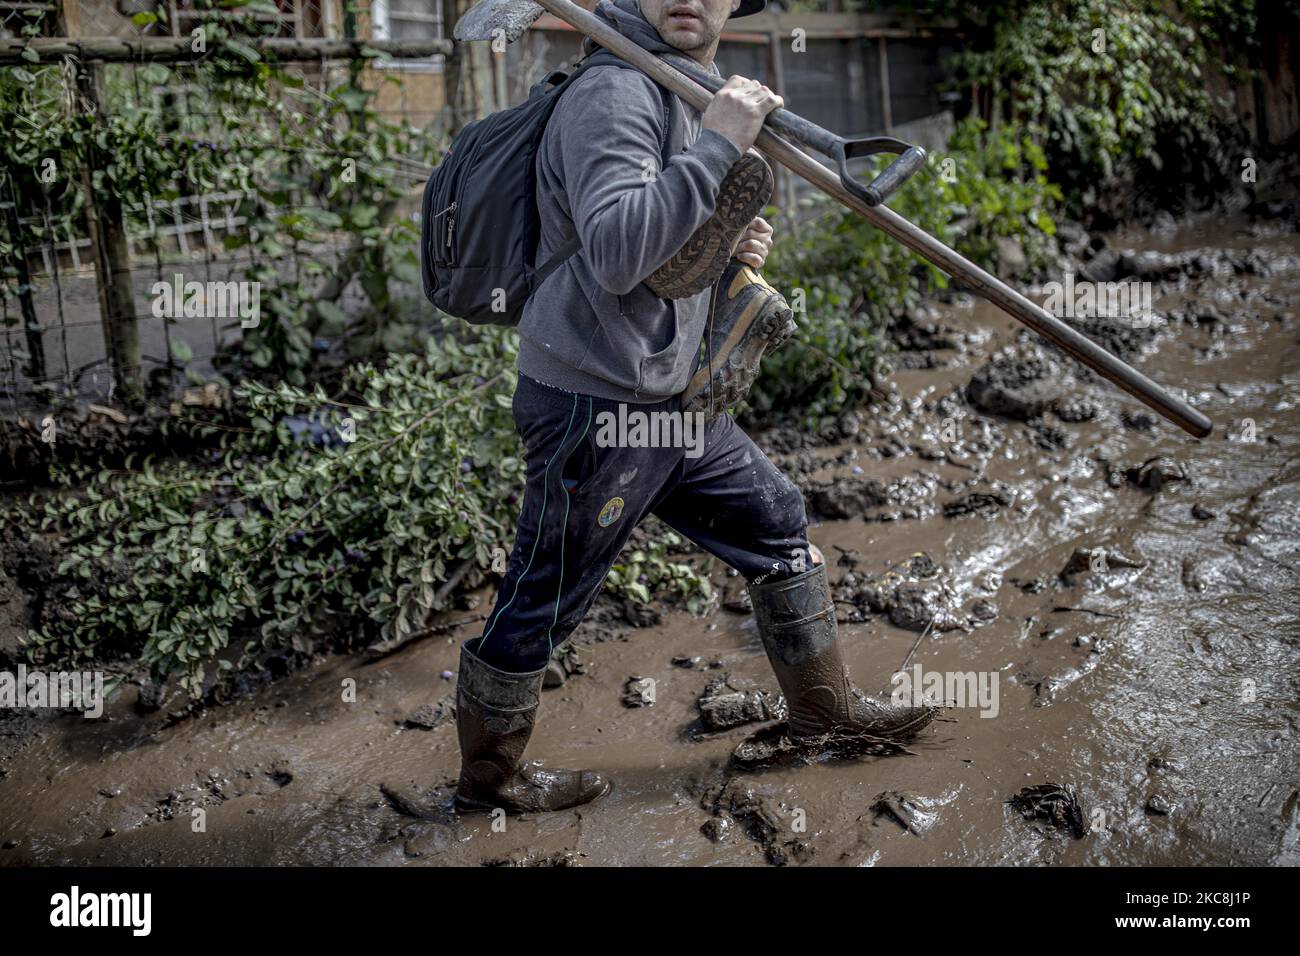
[454,643,612,814]
[749,564,938,743]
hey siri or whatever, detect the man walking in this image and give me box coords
[452,0,936,814]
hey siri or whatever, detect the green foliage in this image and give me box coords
[948,0,1223,190]
[750,117,1060,423]
[3,328,522,695]
[935,118,1064,270]
[605,531,713,614]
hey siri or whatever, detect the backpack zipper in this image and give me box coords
[442,201,457,248]
[446,132,490,259]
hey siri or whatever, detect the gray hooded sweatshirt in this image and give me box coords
[517,0,742,403]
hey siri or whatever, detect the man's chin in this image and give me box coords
[661,25,708,52]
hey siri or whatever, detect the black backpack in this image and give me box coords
[420,51,675,326]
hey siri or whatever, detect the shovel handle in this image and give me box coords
[863,146,927,206]
[659,59,844,156]
[627,55,925,205]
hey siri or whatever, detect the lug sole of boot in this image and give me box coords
[707,302,796,412]
[645,152,773,300]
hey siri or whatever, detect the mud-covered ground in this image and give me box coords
[1,213,1297,866]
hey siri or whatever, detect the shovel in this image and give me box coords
[454,0,1213,439]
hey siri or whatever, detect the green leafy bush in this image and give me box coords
[605,531,714,614]
[5,328,521,694]
[750,117,1061,423]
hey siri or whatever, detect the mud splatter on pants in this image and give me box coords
[472,373,810,673]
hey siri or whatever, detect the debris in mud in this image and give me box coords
[1122,410,1159,431]
[969,599,999,626]
[890,305,965,354]
[1059,547,1147,587]
[700,815,732,842]
[870,790,940,836]
[905,552,941,578]
[721,576,752,613]
[135,680,170,715]
[1191,504,1217,520]
[943,488,1013,518]
[1127,456,1189,491]
[1008,784,1087,839]
[621,600,662,629]
[1060,312,1163,366]
[833,554,962,632]
[379,781,457,823]
[1015,576,1050,594]
[1029,421,1071,450]
[887,582,964,632]
[1146,794,1174,816]
[730,722,912,770]
[672,655,720,670]
[809,475,891,519]
[544,644,584,688]
[1080,247,1121,283]
[483,849,584,867]
[834,545,863,569]
[966,353,1066,420]
[703,777,814,866]
[402,695,455,730]
[622,676,656,708]
[1118,249,1185,282]
[695,673,786,732]
[1056,397,1099,423]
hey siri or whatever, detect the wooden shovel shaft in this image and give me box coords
[530,0,1213,439]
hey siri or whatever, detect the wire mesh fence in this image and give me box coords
[0,0,452,416]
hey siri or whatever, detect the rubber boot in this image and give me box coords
[454,642,612,814]
[749,563,938,742]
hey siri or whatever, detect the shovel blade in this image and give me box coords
[453,0,547,42]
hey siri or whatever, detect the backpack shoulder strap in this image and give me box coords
[535,49,678,283]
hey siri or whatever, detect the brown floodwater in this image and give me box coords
[0,214,1296,866]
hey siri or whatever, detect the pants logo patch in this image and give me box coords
[598,497,625,527]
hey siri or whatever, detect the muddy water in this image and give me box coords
[1,215,1296,866]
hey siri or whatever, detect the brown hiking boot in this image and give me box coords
[645,149,773,300]
[749,564,938,743]
[454,643,612,814]
[680,260,797,420]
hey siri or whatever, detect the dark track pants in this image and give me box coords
[472,373,811,673]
